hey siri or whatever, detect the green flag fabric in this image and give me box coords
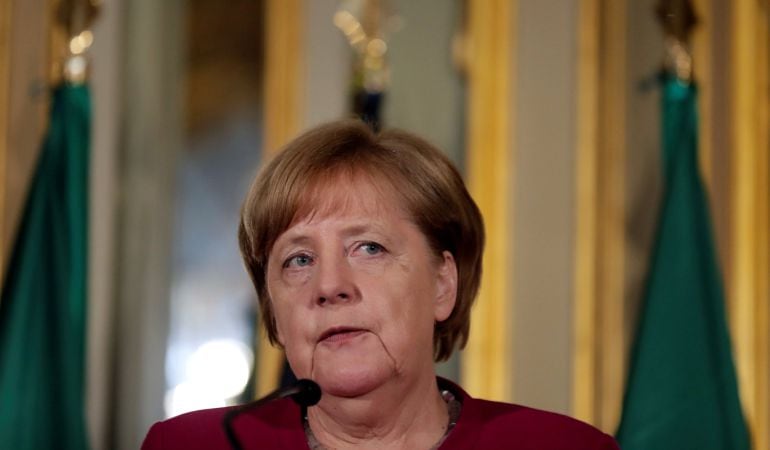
[0,83,90,449]
[615,74,750,449]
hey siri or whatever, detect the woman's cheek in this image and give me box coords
[273,302,315,378]
[284,342,310,379]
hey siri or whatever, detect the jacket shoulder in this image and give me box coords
[141,399,307,450]
[469,399,619,449]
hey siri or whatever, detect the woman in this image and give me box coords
[143,120,618,449]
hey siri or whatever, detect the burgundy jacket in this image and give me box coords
[142,379,619,449]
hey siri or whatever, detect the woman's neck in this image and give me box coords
[306,372,449,449]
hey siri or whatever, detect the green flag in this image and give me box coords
[615,74,750,449]
[0,83,90,449]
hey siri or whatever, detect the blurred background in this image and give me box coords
[0,0,768,449]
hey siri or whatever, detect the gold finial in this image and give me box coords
[334,0,400,93]
[655,0,697,42]
[655,0,698,82]
[55,0,102,83]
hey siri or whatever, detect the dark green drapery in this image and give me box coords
[616,75,750,449]
[0,83,90,450]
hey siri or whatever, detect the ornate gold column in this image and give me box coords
[461,0,515,401]
[573,0,600,426]
[262,0,305,158]
[729,1,770,447]
[256,0,305,397]
[573,0,627,432]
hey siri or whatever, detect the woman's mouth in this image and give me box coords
[318,327,367,344]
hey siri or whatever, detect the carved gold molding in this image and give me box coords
[461,0,515,402]
[729,1,770,447]
[573,0,627,433]
[573,0,601,427]
[262,0,305,159]
[256,0,305,397]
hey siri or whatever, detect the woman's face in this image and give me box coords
[265,175,457,398]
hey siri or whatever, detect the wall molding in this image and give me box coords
[255,0,305,398]
[573,0,627,433]
[729,1,770,447]
[461,0,515,402]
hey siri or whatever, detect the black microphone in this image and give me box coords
[222,379,321,450]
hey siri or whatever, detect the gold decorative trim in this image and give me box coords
[597,0,627,432]
[573,0,600,425]
[256,0,305,397]
[0,0,12,293]
[729,1,770,447]
[461,0,514,402]
[573,0,627,432]
[262,0,305,158]
[753,11,769,450]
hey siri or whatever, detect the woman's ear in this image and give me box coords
[434,251,458,322]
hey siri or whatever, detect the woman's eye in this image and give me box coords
[284,254,313,268]
[358,242,384,256]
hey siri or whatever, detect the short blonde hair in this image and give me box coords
[238,120,484,361]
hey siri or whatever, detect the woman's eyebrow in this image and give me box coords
[275,220,395,248]
[339,222,396,239]
[273,234,313,251]
[340,224,373,236]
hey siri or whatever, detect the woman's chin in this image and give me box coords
[314,364,393,398]
[310,332,397,397]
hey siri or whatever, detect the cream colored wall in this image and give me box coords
[384,0,465,166]
[511,0,578,415]
[87,1,122,448]
[303,0,350,129]
[109,0,184,448]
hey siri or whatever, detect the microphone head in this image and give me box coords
[291,379,322,407]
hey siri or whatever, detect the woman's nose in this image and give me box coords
[314,254,356,306]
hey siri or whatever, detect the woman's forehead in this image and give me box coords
[293,171,406,224]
